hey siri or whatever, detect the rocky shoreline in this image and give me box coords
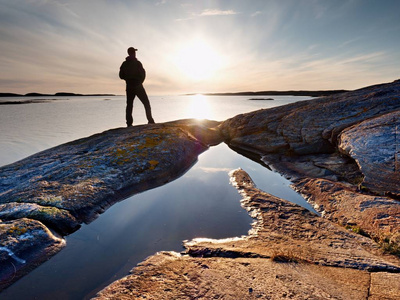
[1,80,399,298]
[95,169,399,299]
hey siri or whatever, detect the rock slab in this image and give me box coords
[338,110,400,196]
[220,79,400,197]
[0,218,64,291]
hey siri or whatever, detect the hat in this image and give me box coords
[127,47,138,54]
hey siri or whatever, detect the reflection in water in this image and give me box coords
[0,95,312,166]
[185,94,213,120]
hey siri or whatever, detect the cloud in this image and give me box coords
[175,8,239,21]
[251,11,263,17]
[248,49,396,90]
[1,0,399,94]
[199,167,232,174]
[198,9,238,17]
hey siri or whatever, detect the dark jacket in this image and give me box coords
[119,56,146,89]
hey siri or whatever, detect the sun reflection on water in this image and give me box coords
[185,94,213,120]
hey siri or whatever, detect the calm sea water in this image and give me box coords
[0,95,314,299]
[0,94,311,166]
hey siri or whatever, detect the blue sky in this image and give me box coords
[0,0,399,95]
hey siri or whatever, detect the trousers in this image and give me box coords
[125,84,154,126]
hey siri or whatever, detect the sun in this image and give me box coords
[174,39,223,81]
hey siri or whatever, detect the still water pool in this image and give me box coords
[0,95,314,299]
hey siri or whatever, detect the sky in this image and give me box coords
[0,0,399,95]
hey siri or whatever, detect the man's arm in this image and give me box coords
[138,61,146,83]
[119,62,126,80]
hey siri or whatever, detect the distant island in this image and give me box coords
[248,98,274,100]
[201,90,349,97]
[0,92,116,97]
[2,90,349,98]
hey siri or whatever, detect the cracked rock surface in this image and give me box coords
[338,110,400,196]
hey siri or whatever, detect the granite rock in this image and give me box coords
[338,110,400,197]
[95,252,372,300]
[293,178,400,249]
[0,218,65,290]
[220,79,400,156]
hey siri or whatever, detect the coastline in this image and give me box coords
[190,89,349,97]
[0,92,116,97]
[1,79,399,298]
[1,89,347,98]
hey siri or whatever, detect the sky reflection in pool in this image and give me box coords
[1,140,315,300]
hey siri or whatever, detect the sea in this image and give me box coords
[0,94,315,299]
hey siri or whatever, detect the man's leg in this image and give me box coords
[126,89,135,127]
[136,85,155,124]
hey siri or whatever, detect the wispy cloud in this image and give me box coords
[198,9,238,17]
[199,167,232,173]
[175,8,238,21]
[249,49,395,91]
[251,11,263,17]
[337,37,363,49]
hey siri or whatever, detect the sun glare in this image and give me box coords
[175,39,223,81]
[186,94,212,119]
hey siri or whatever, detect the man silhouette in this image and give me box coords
[119,47,155,126]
